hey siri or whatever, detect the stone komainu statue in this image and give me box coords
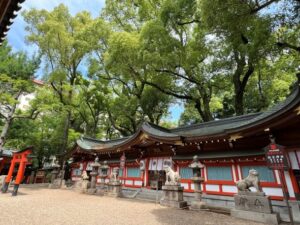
[81,171,89,180]
[110,167,119,182]
[164,166,181,185]
[236,169,261,192]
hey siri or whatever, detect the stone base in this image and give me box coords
[11,184,19,196]
[190,201,206,210]
[231,209,280,225]
[160,199,188,209]
[73,180,90,193]
[60,180,67,189]
[107,182,122,197]
[49,178,62,189]
[234,192,272,213]
[87,188,97,195]
[95,189,105,196]
[160,185,187,209]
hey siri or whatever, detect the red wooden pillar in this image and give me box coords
[12,160,26,196]
[1,157,16,193]
[1,147,32,195]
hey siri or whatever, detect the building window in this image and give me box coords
[241,166,275,182]
[119,168,123,177]
[207,166,232,181]
[180,167,193,179]
[127,167,140,178]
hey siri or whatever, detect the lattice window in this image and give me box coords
[127,167,140,178]
[180,167,193,179]
[207,166,233,181]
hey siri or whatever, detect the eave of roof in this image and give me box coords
[76,122,182,153]
[173,149,264,160]
[0,0,25,45]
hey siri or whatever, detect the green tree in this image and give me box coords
[23,4,99,153]
[0,42,39,151]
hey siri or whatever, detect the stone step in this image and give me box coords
[135,189,163,201]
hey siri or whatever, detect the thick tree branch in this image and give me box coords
[155,69,199,84]
[143,80,194,100]
[277,42,300,53]
[176,19,201,26]
[13,109,40,120]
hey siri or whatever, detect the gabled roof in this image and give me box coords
[76,122,182,153]
[0,0,25,44]
[172,113,261,137]
[75,76,300,154]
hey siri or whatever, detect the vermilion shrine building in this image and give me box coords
[71,76,300,211]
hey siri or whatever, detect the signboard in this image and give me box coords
[264,139,294,224]
[265,143,290,170]
[120,153,126,169]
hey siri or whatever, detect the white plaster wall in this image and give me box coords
[134,180,142,186]
[205,184,219,192]
[191,183,195,190]
[288,151,300,169]
[222,185,237,193]
[284,171,296,198]
[262,187,283,197]
[17,93,35,111]
[180,183,189,189]
[125,180,133,185]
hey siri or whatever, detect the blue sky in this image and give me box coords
[6,0,183,122]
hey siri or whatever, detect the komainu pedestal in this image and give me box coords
[231,192,280,225]
[231,169,279,225]
[107,181,122,197]
[160,185,187,209]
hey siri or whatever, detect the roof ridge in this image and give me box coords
[83,136,129,144]
[172,112,262,131]
[143,121,172,133]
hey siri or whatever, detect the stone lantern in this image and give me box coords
[87,156,101,194]
[107,167,122,197]
[189,155,206,210]
[99,160,109,188]
[49,159,61,189]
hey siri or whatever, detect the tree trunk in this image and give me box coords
[194,98,213,122]
[234,91,245,115]
[0,118,13,152]
[60,111,71,154]
[0,92,20,152]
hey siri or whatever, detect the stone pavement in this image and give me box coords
[0,186,267,225]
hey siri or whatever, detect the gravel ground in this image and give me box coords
[0,187,265,225]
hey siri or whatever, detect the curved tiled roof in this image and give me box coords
[172,113,261,137]
[76,78,300,153]
[0,0,25,44]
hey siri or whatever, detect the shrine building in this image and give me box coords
[70,74,300,206]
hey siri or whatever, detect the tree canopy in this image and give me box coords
[0,0,299,167]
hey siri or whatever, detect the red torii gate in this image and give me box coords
[1,147,33,196]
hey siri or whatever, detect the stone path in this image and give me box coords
[0,187,265,225]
